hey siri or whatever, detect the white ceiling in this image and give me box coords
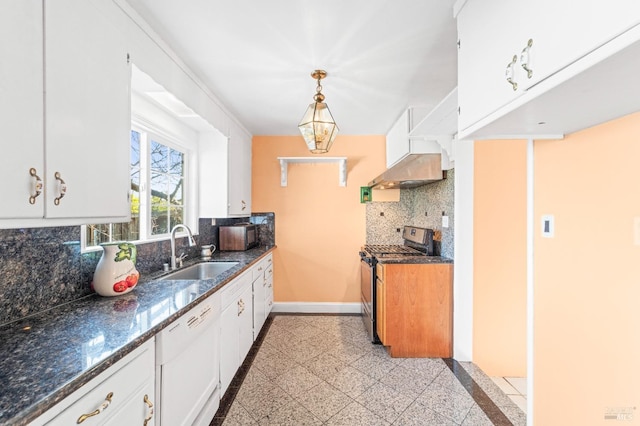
[125,0,458,136]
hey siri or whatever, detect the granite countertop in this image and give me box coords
[376,255,453,264]
[0,245,275,426]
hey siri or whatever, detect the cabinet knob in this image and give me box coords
[53,172,67,206]
[505,55,518,91]
[28,168,43,205]
[520,38,534,79]
[76,392,113,423]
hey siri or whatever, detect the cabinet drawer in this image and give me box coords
[252,253,273,282]
[220,270,252,310]
[252,258,268,282]
[42,340,154,425]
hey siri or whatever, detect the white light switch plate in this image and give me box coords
[442,215,449,228]
[541,215,554,238]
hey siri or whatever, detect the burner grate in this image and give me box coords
[363,244,424,257]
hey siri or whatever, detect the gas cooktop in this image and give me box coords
[362,244,425,257]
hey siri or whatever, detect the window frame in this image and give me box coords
[81,116,197,252]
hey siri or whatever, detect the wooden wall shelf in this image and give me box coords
[277,157,347,187]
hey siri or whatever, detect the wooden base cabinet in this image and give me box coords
[376,263,453,358]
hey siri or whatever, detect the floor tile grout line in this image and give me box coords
[443,358,514,426]
[215,315,524,426]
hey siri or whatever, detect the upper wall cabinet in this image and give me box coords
[0,0,131,227]
[456,0,640,139]
[0,2,44,220]
[198,122,252,218]
[387,94,457,171]
[228,122,252,216]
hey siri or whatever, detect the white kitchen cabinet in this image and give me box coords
[520,0,640,91]
[252,260,267,337]
[456,0,640,138]
[386,109,447,169]
[252,253,274,337]
[0,1,43,220]
[264,258,274,316]
[238,282,254,359]
[219,270,254,395]
[227,122,252,216]
[456,0,529,133]
[32,339,155,426]
[0,0,131,226]
[198,122,252,218]
[386,110,412,168]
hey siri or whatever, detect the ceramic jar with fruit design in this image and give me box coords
[92,242,140,297]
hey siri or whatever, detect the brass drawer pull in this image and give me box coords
[53,171,67,206]
[76,392,113,423]
[143,394,154,426]
[29,168,43,204]
[520,38,534,78]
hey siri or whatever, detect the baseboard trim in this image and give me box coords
[271,302,361,314]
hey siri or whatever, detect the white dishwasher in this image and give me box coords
[155,291,221,426]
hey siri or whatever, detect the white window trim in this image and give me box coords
[81,117,198,253]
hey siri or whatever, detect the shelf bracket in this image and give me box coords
[277,157,347,187]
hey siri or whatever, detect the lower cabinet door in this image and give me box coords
[238,283,254,361]
[252,275,266,338]
[219,303,240,396]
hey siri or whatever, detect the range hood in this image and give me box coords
[368,153,444,190]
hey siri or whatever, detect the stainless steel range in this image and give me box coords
[359,226,435,343]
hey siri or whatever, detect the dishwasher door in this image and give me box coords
[156,293,221,426]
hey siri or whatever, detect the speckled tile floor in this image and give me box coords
[212,315,526,426]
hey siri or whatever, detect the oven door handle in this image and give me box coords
[359,252,372,265]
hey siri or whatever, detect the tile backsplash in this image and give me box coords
[366,168,455,258]
[0,214,275,326]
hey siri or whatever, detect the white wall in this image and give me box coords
[453,139,474,361]
[103,0,249,138]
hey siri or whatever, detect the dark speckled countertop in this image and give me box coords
[376,256,453,264]
[0,246,275,426]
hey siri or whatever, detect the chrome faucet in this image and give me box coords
[170,224,196,270]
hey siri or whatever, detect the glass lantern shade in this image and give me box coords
[298,101,339,154]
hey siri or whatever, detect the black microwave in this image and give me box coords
[219,224,258,251]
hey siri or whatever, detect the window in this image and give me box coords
[83,122,189,249]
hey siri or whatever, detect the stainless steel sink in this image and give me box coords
[161,261,239,280]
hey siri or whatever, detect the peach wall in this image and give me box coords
[534,112,640,424]
[252,135,386,303]
[473,140,528,377]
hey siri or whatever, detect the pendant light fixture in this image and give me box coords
[298,70,339,154]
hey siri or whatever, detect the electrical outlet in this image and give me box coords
[211,219,216,225]
[396,228,401,233]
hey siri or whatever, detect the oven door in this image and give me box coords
[360,253,379,343]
